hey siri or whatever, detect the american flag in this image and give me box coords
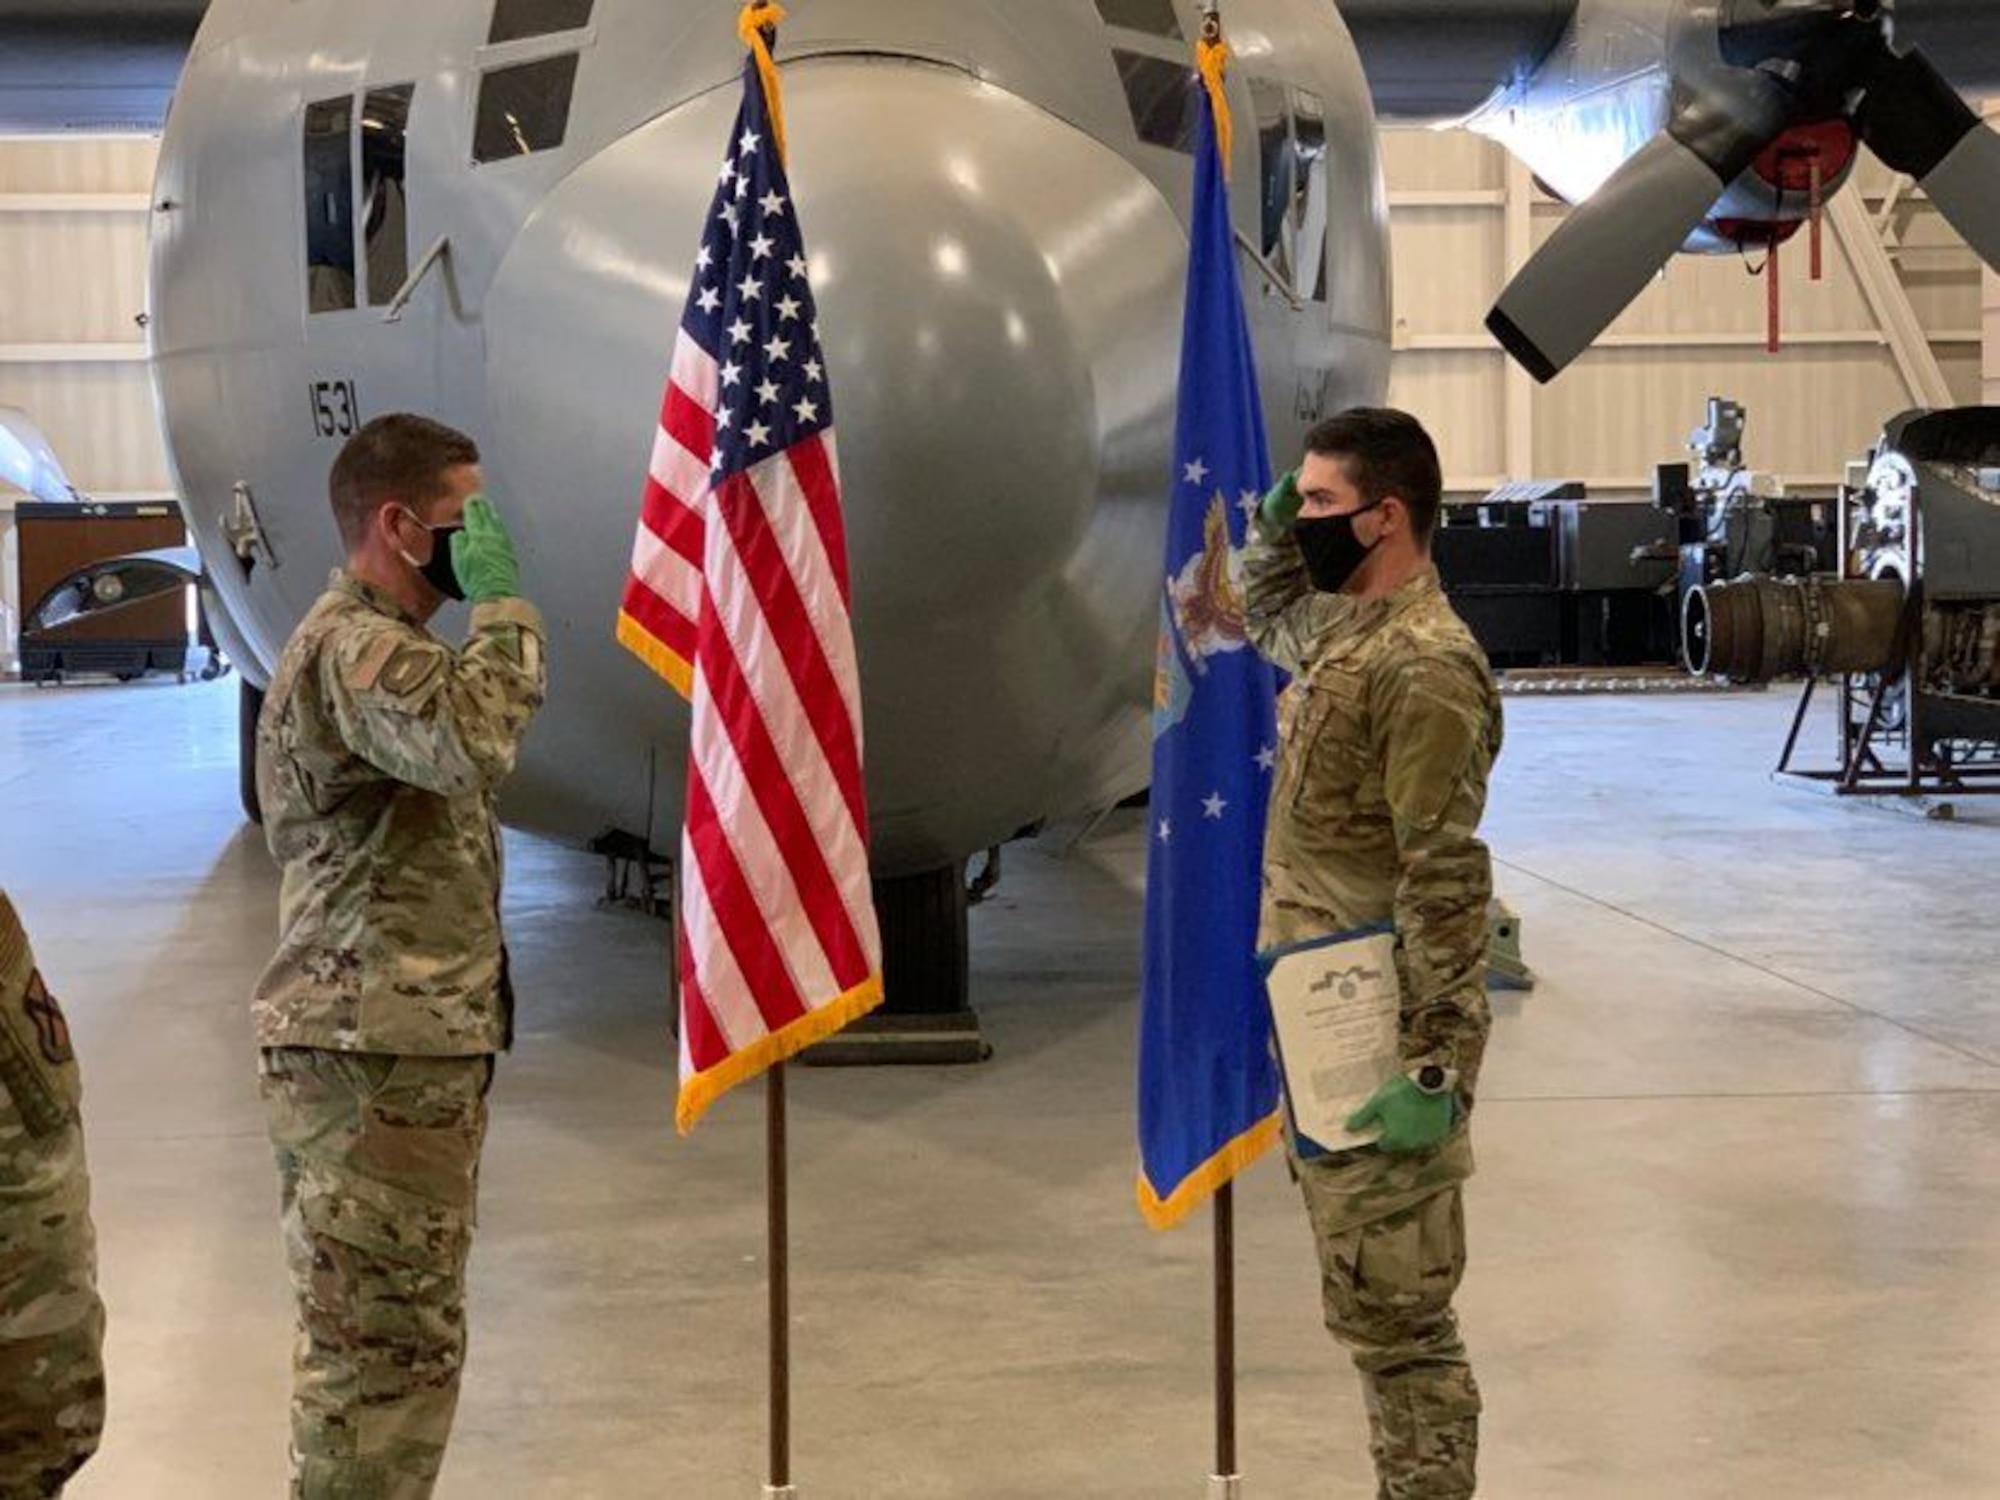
[617,41,883,1133]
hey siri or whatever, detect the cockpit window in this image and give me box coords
[1250,76,1290,262]
[1248,79,1330,303]
[488,0,595,45]
[1094,0,1183,40]
[1112,48,1196,157]
[303,97,356,314]
[473,53,581,164]
[361,86,414,306]
[1288,88,1329,303]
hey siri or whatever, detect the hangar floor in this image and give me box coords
[0,677,1995,1499]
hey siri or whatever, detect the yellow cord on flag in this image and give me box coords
[738,1,790,165]
[1197,13,1233,179]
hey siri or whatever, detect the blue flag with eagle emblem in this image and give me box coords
[1135,62,1283,1230]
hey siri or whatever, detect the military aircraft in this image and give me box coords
[8,0,2000,1040]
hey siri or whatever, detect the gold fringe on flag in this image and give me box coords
[1196,12,1233,179]
[677,971,884,1134]
[738,1,790,164]
[1136,1112,1281,1232]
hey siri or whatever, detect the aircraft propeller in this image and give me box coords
[1487,0,2000,382]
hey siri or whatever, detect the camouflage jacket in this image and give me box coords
[1244,527,1503,1101]
[253,571,547,1056]
[0,889,105,1488]
[0,893,81,1142]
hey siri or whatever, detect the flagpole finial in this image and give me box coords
[1195,11,1233,177]
[738,2,791,162]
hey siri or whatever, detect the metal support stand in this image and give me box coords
[1211,1183,1243,1498]
[767,1064,793,1498]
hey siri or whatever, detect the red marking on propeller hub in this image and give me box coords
[1750,118,1859,195]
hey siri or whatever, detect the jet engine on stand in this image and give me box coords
[1686,408,2000,800]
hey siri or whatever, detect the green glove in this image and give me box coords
[1259,470,1304,535]
[1346,1075,1455,1154]
[451,495,521,603]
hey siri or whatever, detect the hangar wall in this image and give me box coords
[0,129,1985,517]
[1987,102,2000,407]
[0,137,172,501]
[1381,130,1984,497]
[0,136,173,664]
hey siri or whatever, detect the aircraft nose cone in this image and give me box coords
[485,59,1185,868]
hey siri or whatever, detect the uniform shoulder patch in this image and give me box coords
[379,645,444,698]
[340,627,443,701]
[343,631,404,692]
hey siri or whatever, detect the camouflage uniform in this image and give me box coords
[255,569,545,1499]
[1244,527,1502,1500]
[0,893,105,1499]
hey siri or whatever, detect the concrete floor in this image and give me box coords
[0,676,1996,1499]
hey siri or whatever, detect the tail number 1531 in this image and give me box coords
[309,379,360,439]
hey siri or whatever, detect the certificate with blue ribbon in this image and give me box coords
[1260,926,1401,1158]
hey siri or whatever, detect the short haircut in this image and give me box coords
[1304,407,1444,543]
[328,414,480,549]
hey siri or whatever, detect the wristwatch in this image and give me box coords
[1409,1063,1460,1096]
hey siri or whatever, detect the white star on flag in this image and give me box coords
[1158,819,1173,843]
[803,359,823,382]
[764,335,791,363]
[1184,458,1209,486]
[744,418,771,449]
[1238,490,1261,521]
[793,397,819,423]
[787,253,809,280]
[749,233,775,261]
[755,378,782,406]
[1202,793,1228,819]
[776,295,802,321]
[1255,745,1277,772]
[727,318,753,345]
[760,190,787,216]
[719,360,742,387]
[737,274,763,302]
[739,129,761,156]
[695,286,721,314]
[696,245,714,271]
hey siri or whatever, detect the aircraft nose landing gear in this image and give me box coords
[805,865,991,1067]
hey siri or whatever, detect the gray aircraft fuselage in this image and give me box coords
[145,0,1389,875]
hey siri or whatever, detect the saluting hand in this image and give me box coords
[451,496,522,603]
[1258,470,1305,535]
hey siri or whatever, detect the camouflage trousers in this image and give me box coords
[1297,1147,1481,1499]
[0,1095,106,1499]
[261,1048,493,1500]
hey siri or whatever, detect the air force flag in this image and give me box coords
[1136,56,1284,1229]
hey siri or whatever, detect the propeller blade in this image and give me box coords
[1861,46,2000,267]
[1488,79,1794,383]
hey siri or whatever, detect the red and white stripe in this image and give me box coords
[619,332,883,1132]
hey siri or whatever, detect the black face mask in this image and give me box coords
[397,512,466,602]
[1294,502,1383,595]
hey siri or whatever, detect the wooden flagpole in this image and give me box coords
[765,1062,796,1498]
[1211,1181,1242,1497]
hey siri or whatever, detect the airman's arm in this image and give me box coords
[323,600,549,799]
[1242,515,1339,678]
[1374,653,1501,1091]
